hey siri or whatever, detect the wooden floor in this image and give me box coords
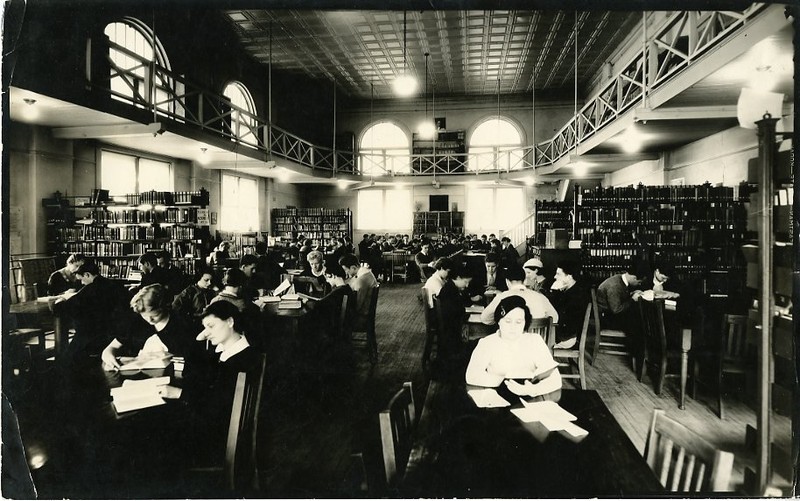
[257,281,764,497]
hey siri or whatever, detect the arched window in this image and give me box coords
[468,117,524,171]
[359,122,410,176]
[223,82,259,148]
[104,18,174,115]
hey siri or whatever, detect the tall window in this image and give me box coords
[220,174,259,232]
[468,117,523,171]
[357,188,412,230]
[223,82,259,148]
[466,186,525,234]
[105,18,174,115]
[100,150,172,195]
[359,122,410,176]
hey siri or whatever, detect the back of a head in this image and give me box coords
[449,264,472,281]
[485,253,499,265]
[338,253,359,269]
[505,264,525,282]
[435,257,454,271]
[131,283,171,313]
[223,268,247,288]
[75,261,99,276]
[240,254,258,268]
[138,253,158,267]
[558,260,580,280]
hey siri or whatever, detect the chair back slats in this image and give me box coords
[721,314,747,360]
[528,317,554,350]
[644,409,734,493]
[337,293,350,338]
[224,354,267,492]
[379,382,416,486]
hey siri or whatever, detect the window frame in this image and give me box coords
[358,121,411,176]
[356,188,412,231]
[219,172,260,233]
[467,116,525,172]
[222,81,260,148]
[99,148,174,195]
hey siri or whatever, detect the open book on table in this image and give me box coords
[117,352,173,372]
[110,376,170,414]
[505,359,559,384]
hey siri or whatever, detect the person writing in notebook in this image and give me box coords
[100,284,196,370]
[466,295,561,397]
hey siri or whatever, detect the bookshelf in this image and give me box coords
[413,211,464,236]
[44,189,211,279]
[412,130,466,172]
[271,207,352,246]
[576,183,747,286]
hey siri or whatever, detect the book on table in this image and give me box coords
[278,300,302,309]
[110,376,170,413]
[117,352,173,372]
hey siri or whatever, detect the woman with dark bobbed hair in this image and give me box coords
[465,295,561,397]
[100,283,195,369]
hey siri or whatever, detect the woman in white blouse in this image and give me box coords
[466,295,561,397]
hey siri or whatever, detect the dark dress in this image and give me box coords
[52,275,130,365]
[434,280,472,379]
[47,268,81,296]
[549,281,589,343]
[116,313,199,359]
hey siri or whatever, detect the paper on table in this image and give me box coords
[118,353,172,371]
[256,296,281,304]
[467,313,483,324]
[563,422,589,438]
[465,305,484,313]
[467,389,511,408]
[281,293,300,301]
[110,378,169,413]
[278,300,302,309]
[273,279,291,296]
[512,400,578,423]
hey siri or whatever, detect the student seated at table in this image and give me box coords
[480,264,558,327]
[156,301,261,466]
[327,253,377,331]
[299,250,331,295]
[415,242,436,281]
[157,251,188,297]
[469,252,506,296]
[548,261,588,349]
[639,262,680,296]
[466,295,561,397]
[208,241,231,267]
[47,253,88,296]
[435,265,481,377]
[172,268,217,326]
[423,257,454,308]
[595,261,645,334]
[209,268,250,312]
[522,257,549,294]
[255,244,287,290]
[100,284,197,370]
[128,253,172,294]
[52,261,130,365]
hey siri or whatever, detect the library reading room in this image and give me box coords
[2,1,797,498]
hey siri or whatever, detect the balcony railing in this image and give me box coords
[86,4,767,177]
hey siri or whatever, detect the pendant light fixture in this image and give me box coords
[417,52,436,139]
[393,11,417,97]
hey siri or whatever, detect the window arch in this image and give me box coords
[468,116,524,171]
[223,82,259,148]
[104,18,174,115]
[359,121,411,176]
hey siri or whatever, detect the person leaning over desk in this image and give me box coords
[47,252,87,296]
[100,284,198,370]
[466,295,561,398]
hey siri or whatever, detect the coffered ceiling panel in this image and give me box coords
[224,10,641,99]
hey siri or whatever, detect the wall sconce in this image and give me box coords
[737,87,784,130]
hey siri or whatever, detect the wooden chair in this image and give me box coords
[421,288,438,372]
[379,382,416,487]
[190,354,267,494]
[350,284,380,362]
[553,302,592,390]
[389,252,410,283]
[644,409,734,492]
[694,314,748,419]
[589,287,629,364]
[527,316,555,351]
[639,299,691,410]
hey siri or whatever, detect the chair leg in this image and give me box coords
[679,351,688,410]
[692,359,699,400]
[578,354,586,390]
[718,367,725,420]
[655,358,667,395]
[591,330,601,365]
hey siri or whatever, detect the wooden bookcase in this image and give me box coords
[271,207,352,245]
[413,211,464,236]
[44,189,210,279]
[575,183,748,286]
[412,130,466,172]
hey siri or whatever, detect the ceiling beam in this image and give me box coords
[52,122,164,139]
[633,105,738,121]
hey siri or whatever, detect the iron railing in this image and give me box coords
[87,5,767,177]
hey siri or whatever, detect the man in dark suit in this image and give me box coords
[469,252,507,296]
[548,261,589,349]
[434,265,478,379]
[596,262,645,364]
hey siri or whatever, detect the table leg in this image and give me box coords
[679,327,692,410]
[53,315,65,359]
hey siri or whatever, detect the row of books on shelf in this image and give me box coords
[88,207,207,224]
[59,225,201,241]
[272,216,351,224]
[276,231,349,240]
[579,183,739,205]
[273,223,349,231]
[123,189,209,206]
[61,241,157,256]
[272,208,351,217]
[577,206,745,226]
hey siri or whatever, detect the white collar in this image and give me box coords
[216,336,250,362]
[311,266,326,277]
[153,315,170,333]
[621,274,630,287]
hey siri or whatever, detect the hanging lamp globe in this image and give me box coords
[393,73,418,97]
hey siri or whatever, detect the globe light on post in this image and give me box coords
[393,74,417,97]
[417,120,436,140]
